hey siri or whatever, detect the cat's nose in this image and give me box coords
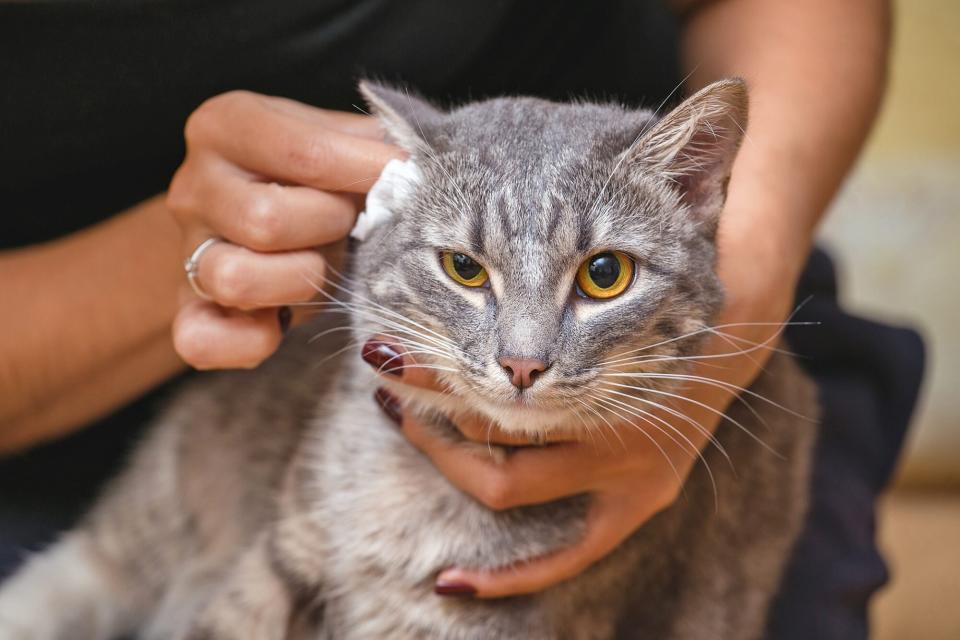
[498,357,550,390]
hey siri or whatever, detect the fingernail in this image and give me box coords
[278,306,292,334]
[374,388,402,426]
[361,339,403,376]
[434,580,477,597]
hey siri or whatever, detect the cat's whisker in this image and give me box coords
[589,392,719,507]
[304,320,460,376]
[600,372,808,422]
[301,269,462,351]
[598,327,791,366]
[310,338,368,369]
[375,363,460,376]
[482,415,498,458]
[592,393,699,456]
[315,336,458,379]
[601,346,769,369]
[320,261,363,287]
[368,348,452,376]
[691,297,816,370]
[591,385,730,466]
[329,298,461,353]
[596,381,780,457]
[586,399,629,454]
[328,173,392,192]
[583,393,687,492]
[706,328,800,358]
[599,370,771,431]
[704,324,774,374]
[377,333,459,359]
[568,398,604,452]
[322,301,462,355]
[597,319,817,365]
[590,391,717,464]
[573,396,623,454]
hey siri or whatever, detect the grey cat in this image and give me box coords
[0,79,817,640]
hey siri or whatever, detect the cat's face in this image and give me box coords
[353,81,747,435]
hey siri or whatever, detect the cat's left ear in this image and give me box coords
[359,80,443,154]
[627,79,748,228]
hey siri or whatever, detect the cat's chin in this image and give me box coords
[477,401,576,437]
[392,381,578,438]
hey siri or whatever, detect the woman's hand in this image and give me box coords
[166,91,402,369]
[363,203,803,598]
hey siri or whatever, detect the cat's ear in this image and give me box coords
[359,80,442,154]
[628,79,748,227]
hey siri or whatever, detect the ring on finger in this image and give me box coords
[184,237,223,301]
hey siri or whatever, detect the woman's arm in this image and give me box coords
[683,0,891,270]
[0,196,185,453]
[409,0,892,597]
[1,94,399,454]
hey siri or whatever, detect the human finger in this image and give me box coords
[379,396,599,510]
[189,240,327,310]
[435,492,663,599]
[169,159,361,252]
[259,95,386,140]
[172,297,285,370]
[185,91,403,193]
[449,412,572,447]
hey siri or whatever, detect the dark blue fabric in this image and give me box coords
[767,250,925,639]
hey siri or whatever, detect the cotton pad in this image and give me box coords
[350,158,421,241]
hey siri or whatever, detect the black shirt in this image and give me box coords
[1,0,681,248]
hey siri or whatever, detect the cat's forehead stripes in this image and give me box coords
[355,79,744,420]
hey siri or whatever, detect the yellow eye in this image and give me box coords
[441,251,489,287]
[576,251,634,299]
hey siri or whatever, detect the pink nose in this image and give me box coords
[498,357,550,390]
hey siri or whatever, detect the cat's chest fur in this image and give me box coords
[303,358,615,638]
[277,350,815,640]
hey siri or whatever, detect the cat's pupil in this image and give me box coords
[588,253,620,289]
[453,253,482,280]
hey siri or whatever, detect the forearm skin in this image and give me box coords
[0,195,186,452]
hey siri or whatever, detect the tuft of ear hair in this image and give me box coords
[628,78,749,229]
[358,80,443,154]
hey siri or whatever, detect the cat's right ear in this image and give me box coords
[359,81,442,154]
[626,79,748,229]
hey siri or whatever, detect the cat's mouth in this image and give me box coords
[460,388,587,436]
[507,393,538,407]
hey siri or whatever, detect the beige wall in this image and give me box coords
[817,0,960,486]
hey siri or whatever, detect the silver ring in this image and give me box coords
[184,237,221,301]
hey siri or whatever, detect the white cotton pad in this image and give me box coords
[350,158,422,241]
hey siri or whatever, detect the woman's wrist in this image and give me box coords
[717,197,811,315]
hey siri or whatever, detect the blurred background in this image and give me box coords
[816,1,959,637]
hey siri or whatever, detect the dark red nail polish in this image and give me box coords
[434,581,477,597]
[374,388,403,426]
[361,339,403,376]
[278,306,292,334]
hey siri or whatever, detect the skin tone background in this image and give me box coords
[0,0,890,599]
